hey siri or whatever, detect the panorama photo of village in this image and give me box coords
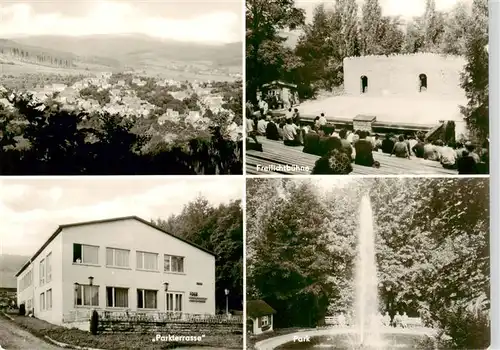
[0,1,243,175]
[245,0,489,175]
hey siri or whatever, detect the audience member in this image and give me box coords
[282,119,301,146]
[412,138,425,158]
[265,117,280,141]
[312,137,353,174]
[319,113,327,126]
[354,131,376,167]
[381,134,395,154]
[391,135,410,159]
[440,142,457,169]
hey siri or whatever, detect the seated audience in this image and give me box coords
[319,113,327,126]
[423,141,439,161]
[265,117,280,141]
[391,135,410,159]
[282,119,301,146]
[312,137,353,175]
[339,129,353,159]
[381,134,395,154]
[412,138,425,158]
[256,115,268,136]
[354,131,375,167]
[440,142,457,169]
[457,150,479,174]
[303,128,321,155]
[313,116,321,131]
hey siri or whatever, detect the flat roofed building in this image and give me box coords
[15,216,216,327]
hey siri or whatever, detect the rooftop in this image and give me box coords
[247,300,276,318]
[15,216,215,277]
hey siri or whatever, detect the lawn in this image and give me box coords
[4,314,242,349]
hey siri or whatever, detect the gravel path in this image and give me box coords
[0,316,63,350]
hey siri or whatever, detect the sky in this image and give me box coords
[0,0,242,44]
[0,177,243,256]
[297,0,473,21]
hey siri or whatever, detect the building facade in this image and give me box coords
[16,217,216,327]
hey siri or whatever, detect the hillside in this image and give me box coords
[0,254,29,288]
[7,35,242,70]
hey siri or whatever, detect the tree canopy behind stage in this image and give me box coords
[246,178,489,349]
[152,198,243,313]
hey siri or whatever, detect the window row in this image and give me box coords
[40,289,52,311]
[39,252,52,287]
[73,244,184,273]
[19,269,33,292]
[75,284,183,311]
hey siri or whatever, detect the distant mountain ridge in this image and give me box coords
[0,254,29,288]
[3,34,242,70]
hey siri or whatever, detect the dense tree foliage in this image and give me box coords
[246,0,305,102]
[247,178,489,348]
[152,198,243,312]
[459,0,489,142]
[0,94,242,175]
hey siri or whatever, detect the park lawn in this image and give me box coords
[246,328,311,349]
[4,314,242,349]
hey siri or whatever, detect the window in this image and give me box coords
[46,289,52,310]
[40,292,45,311]
[419,73,427,92]
[46,253,52,283]
[75,284,99,306]
[106,287,128,308]
[39,259,45,285]
[136,251,158,271]
[261,315,270,327]
[73,244,99,264]
[361,76,368,93]
[106,248,130,268]
[137,289,157,309]
[164,255,184,273]
[166,292,183,312]
[20,270,33,292]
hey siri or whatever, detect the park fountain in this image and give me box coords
[254,195,437,350]
[353,195,383,349]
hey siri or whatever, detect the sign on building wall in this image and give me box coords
[189,292,207,303]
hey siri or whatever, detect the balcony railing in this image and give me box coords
[63,309,242,324]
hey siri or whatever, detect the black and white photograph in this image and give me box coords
[0,1,243,175]
[246,177,490,349]
[245,0,489,175]
[0,177,243,349]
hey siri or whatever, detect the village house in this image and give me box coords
[15,216,216,327]
[247,300,276,335]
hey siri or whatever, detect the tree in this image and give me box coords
[377,16,405,55]
[249,181,336,327]
[295,4,342,91]
[360,0,383,55]
[440,0,471,55]
[335,0,360,58]
[246,0,305,103]
[422,0,446,52]
[459,0,488,143]
[153,198,243,312]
